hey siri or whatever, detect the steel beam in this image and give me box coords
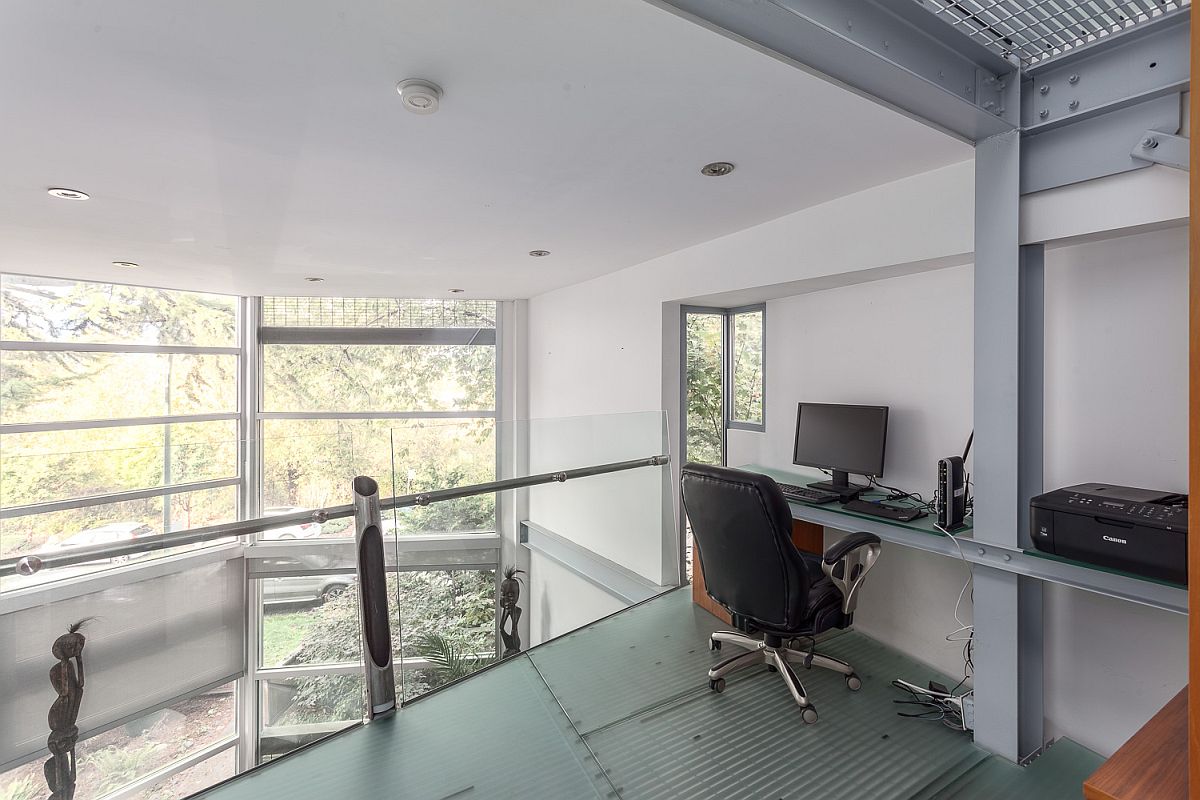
[651,0,1017,142]
[1020,10,1189,193]
[1021,12,1190,132]
[973,112,1044,762]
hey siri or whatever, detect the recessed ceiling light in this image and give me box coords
[48,187,89,200]
[528,250,551,258]
[700,162,735,177]
[303,276,324,283]
[449,288,465,293]
[396,79,443,115]
[112,261,139,269]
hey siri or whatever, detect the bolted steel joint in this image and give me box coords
[1068,99,1079,111]
[16,555,43,576]
[414,494,431,507]
[1141,136,1159,149]
[1038,84,1049,95]
[312,509,329,524]
[552,472,567,483]
[1039,109,1050,119]
[1068,73,1080,85]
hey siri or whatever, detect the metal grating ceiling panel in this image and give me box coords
[916,0,1190,64]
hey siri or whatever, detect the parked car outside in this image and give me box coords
[257,554,354,606]
[41,521,156,562]
[262,572,354,605]
[261,506,322,540]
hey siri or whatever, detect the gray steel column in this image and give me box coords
[353,476,397,719]
[972,120,1045,761]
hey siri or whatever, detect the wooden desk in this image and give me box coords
[690,464,963,623]
[1083,688,1187,800]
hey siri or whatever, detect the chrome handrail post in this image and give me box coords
[352,476,396,719]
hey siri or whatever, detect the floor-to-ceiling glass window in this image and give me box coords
[680,304,766,580]
[0,274,243,798]
[250,297,501,760]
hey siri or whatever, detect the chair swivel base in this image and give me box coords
[706,630,860,724]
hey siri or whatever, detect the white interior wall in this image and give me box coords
[527,552,627,646]
[755,265,977,680]
[1039,226,1189,756]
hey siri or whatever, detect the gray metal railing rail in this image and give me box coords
[4,455,670,577]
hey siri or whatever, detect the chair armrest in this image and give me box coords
[822,532,882,565]
[820,532,882,615]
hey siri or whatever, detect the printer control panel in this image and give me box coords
[1063,492,1186,527]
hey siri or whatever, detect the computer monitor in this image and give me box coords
[793,402,889,499]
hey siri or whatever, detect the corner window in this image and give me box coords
[681,304,766,466]
[728,307,764,429]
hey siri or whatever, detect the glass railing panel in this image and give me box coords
[258,676,364,761]
[261,422,393,519]
[523,410,672,586]
[379,411,676,710]
[387,419,496,535]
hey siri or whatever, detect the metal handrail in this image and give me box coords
[4,454,670,576]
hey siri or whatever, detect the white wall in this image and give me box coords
[1039,226,1189,756]
[755,265,977,679]
[527,552,627,646]
[527,160,975,421]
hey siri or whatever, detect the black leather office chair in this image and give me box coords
[681,463,882,723]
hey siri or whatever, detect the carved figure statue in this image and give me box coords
[498,566,525,658]
[45,619,90,800]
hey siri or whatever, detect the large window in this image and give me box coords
[251,297,500,761]
[0,275,243,589]
[256,297,497,520]
[0,287,504,791]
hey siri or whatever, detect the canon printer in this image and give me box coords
[1030,483,1187,584]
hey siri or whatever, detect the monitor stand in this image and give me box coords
[807,470,868,501]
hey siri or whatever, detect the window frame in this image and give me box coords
[725,304,766,433]
[0,275,246,571]
[247,297,504,765]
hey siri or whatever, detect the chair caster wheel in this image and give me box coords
[801,705,818,724]
[846,674,862,692]
[709,677,726,693]
[709,638,721,651]
[766,664,778,672]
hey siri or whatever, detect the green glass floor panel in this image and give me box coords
[196,654,615,800]
[583,630,989,800]
[925,737,1103,799]
[526,587,730,735]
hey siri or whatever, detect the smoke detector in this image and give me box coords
[396,79,443,115]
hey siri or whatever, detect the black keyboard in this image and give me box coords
[777,483,839,504]
[842,499,927,522]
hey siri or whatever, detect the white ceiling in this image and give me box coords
[0,0,972,300]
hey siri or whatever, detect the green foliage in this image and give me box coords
[0,277,239,557]
[85,741,169,796]
[281,570,496,720]
[411,632,494,688]
[685,314,724,465]
[0,776,39,800]
[731,311,763,423]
